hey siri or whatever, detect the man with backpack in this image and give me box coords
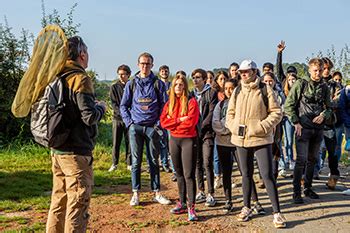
[120,52,171,206]
[285,58,332,204]
[46,36,106,232]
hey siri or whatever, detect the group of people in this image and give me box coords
[45,36,350,232]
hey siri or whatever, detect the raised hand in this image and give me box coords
[277,40,286,53]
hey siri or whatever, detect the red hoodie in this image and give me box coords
[160,97,199,138]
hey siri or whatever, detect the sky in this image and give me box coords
[1,0,350,80]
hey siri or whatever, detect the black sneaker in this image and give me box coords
[252,201,266,215]
[223,200,233,213]
[293,193,304,204]
[304,188,319,199]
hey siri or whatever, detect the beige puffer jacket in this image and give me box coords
[225,77,282,148]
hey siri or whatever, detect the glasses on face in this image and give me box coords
[139,62,152,67]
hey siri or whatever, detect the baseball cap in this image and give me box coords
[287,66,297,74]
[238,60,257,71]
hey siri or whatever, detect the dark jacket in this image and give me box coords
[284,76,332,130]
[120,71,167,128]
[110,80,126,122]
[338,87,350,127]
[191,84,218,140]
[276,51,287,88]
[53,60,105,155]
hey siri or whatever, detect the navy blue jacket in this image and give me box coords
[338,87,350,127]
[120,72,167,128]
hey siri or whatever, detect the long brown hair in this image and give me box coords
[168,71,189,117]
[284,73,297,96]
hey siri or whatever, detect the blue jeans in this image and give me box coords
[335,124,344,161]
[213,142,222,176]
[160,129,169,167]
[129,124,161,192]
[282,118,295,166]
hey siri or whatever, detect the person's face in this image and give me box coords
[206,72,214,85]
[217,74,227,89]
[118,69,130,83]
[333,75,342,83]
[239,69,254,82]
[192,72,205,89]
[229,66,238,78]
[263,67,272,74]
[224,82,234,98]
[138,56,153,77]
[287,74,297,87]
[80,49,89,69]
[309,64,323,82]
[322,64,331,77]
[263,75,275,87]
[174,78,185,97]
[159,69,169,79]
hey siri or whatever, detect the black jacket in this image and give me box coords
[110,80,126,122]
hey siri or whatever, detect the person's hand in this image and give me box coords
[179,116,189,122]
[312,114,324,124]
[277,40,286,53]
[97,101,107,111]
[294,123,303,136]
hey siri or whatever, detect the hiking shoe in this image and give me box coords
[205,194,216,207]
[223,200,233,213]
[304,188,319,199]
[293,193,304,204]
[273,212,287,228]
[154,194,171,205]
[171,173,177,182]
[214,175,223,189]
[195,191,206,203]
[252,201,266,215]
[188,205,198,221]
[237,206,253,222]
[326,176,338,190]
[108,164,117,172]
[130,193,139,206]
[170,202,187,214]
[342,189,350,195]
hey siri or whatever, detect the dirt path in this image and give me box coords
[87,164,350,232]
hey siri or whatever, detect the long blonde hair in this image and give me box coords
[168,71,189,117]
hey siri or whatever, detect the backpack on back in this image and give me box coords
[234,81,269,108]
[31,72,76,148]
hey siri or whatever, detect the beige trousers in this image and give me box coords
[46,154,93,233]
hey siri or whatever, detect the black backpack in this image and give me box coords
[31,71,77,148]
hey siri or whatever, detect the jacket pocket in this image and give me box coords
[247,119,266,137]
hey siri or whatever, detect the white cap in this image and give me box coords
[238,60,257,71]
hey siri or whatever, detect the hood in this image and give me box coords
[193,83,211,98]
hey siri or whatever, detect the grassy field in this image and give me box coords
[0,119,349,231]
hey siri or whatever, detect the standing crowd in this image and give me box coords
[45,37,350,232]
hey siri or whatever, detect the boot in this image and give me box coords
[326,175,339,190]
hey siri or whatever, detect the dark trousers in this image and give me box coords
[112,120,131,166]
[217,145,234,202]
[236,144,280,213]
[324,133,340,176]
[293,128,323,194]
[169,136,197,206]
[196,138,214,194]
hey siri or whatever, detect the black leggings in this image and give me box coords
[169,136,197,206]
[216,145,234,202]
[236,144,280,213]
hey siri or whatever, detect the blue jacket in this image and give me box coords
[120,72,167,128]
[338,87,350,127]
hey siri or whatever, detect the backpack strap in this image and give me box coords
[258,82,269,108]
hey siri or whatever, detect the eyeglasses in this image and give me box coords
[139,62,152,66]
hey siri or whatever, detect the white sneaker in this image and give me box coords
[154,194,171,205]
[130,193,139,206]
[214,175,223,189]
[342,189,350,196]
[108,164,117,172]
[289,162,295,170]
[232,182,237,189]
[205,193,216,207]
[278,169,288,178]
[273,212,286,228]
[127,165,132,171]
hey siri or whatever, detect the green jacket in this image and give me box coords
[284,76,332,129]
